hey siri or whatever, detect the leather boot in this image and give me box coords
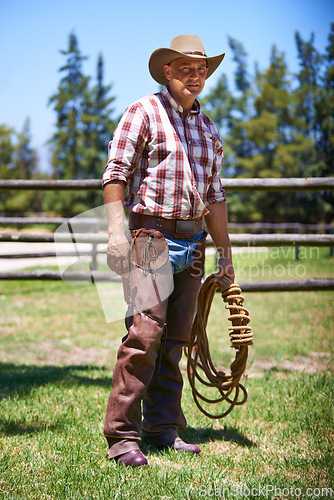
[115,449,148,467]
[159,436,200,455]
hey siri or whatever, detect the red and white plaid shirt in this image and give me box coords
[102,86,226,219]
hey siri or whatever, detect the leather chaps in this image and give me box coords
[104,230,206,458]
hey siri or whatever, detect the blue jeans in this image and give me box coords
[163,229,207,274]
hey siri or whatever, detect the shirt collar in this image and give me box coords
[161,86,201,116]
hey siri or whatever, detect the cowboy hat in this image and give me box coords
[149,34,225,86]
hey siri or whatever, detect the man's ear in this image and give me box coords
[163,64,171,81]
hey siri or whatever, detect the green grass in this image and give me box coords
[0,248,333,499]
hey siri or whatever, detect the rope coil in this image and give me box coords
[186,274,254,419]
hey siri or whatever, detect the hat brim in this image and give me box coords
[149,48,225,86]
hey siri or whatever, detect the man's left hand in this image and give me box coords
[214,256,235,284]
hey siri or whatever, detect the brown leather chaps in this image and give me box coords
[104,234,205,458]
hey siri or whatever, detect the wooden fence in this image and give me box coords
[0,177,333,191]
[0,177,333,291]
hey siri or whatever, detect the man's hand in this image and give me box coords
[104,181,130,277]
[205,201,235,284]
[214,255,235,284]
[107,233,131,277]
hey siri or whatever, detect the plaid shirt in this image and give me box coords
[102,86,226,219]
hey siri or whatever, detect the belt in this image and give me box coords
[129,212,203,239]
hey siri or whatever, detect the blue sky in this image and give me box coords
[0,0,332,172]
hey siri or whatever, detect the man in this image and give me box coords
[102,34,234,467]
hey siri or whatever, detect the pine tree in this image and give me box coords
[95,54,117,155]
[294,31,322,140]
[316,23,334,175]
[228,36,250,94]
[201,73,234,172]
[237,45,293,194]
[81,54,116,178]
[288,30,333,222]
[202,30,333,223]
[202,38,254,221]
[48,32,89,181]
[47,34,116,215]
[0,125,16,181]
[16,118,38,180]
[314,23,334,221]
[13,118,42,212]
[202,38,252,176]
[226,37,252,177]
[0,125,15,212]
[236,46,313,221]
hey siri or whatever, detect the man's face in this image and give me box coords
[163,57,208,106]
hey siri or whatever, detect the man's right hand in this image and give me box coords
[107,233,131,277]
[104,181,130,277]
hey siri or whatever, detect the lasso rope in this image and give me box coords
[186,274,254,419]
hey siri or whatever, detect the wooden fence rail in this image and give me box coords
[0,216,103,225]
[0,217,333,233]
[0,177,334,191]
[1,231,333,246]
[0,270,332,292]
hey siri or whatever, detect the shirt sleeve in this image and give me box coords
[206,126,226,205]
[102,103,149,187]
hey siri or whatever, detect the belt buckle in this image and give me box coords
[176,219,195,234]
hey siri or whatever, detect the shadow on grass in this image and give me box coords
[179,425,255,448]
[141,426,255,455]
[1,364,255,447]
[0,419,59,436]
[0,362,113,398]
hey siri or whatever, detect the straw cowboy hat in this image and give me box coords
[149,34,225,86]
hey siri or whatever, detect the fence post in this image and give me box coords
[91,220,100,271]
[328,227,333,258]
[295,226,300,260]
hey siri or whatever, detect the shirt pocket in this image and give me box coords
[200,131,219,176]
[189,132,212,164]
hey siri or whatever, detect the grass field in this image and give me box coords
[0,247,333,499]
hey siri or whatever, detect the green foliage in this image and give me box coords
[0,124,16,176]
[0,119,44,214]
[45,33,116,216]
[315,23,334,179]
[201,26,334,223]
[228,36,250,93]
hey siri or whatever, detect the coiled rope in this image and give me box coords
[186,274,254,419]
